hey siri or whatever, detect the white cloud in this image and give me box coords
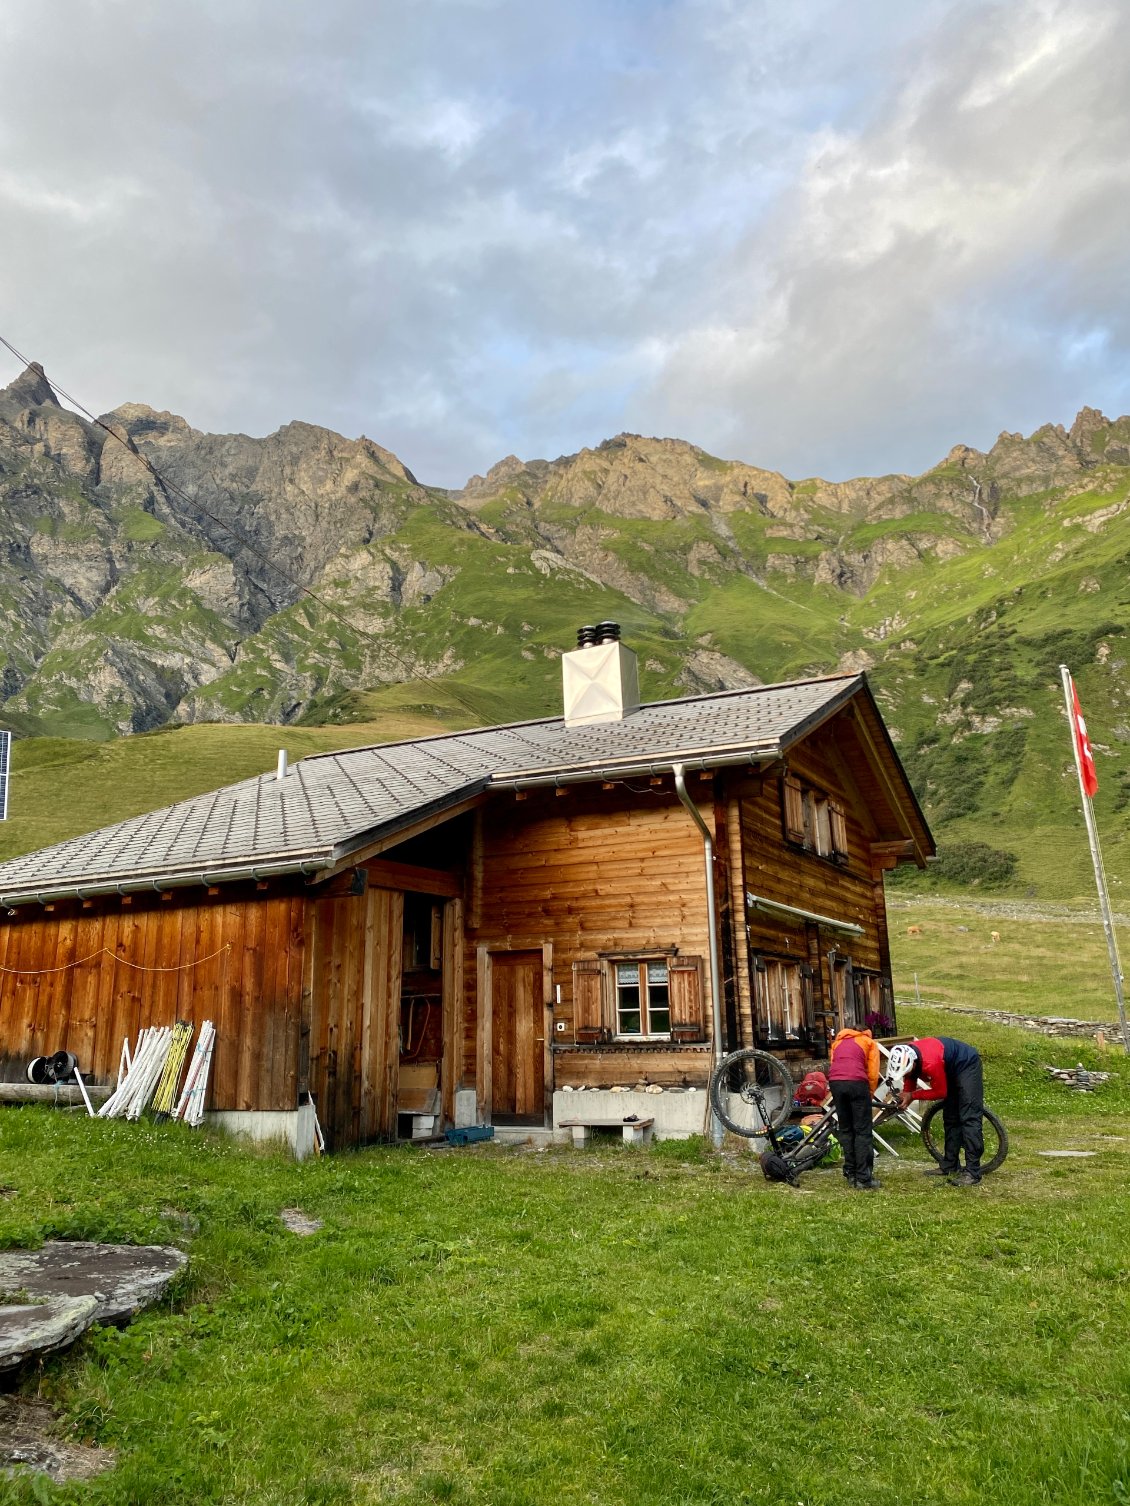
[0,0,1125,487]
[639,0,1130,477]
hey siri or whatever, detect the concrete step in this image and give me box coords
[489,1125,566,1147]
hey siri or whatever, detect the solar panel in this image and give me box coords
[0,730,9,821]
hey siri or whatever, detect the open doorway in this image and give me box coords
[397,894,445,1139]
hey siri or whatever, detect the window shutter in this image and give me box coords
[879,976,896,1035]
[842,961,858,1028]
[829,801,849,862]
[814,799,832,856]
[763,960,786,1040]
[782,775,807,845]
[668,956,705,1042]
[801,966,816,1033]
[572,959,605,1043]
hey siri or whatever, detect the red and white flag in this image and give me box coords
[1070,677,1099,797]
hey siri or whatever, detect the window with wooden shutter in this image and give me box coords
[668,956,705,1042]
[838,958,860,1028]
[829,800,849,863]
[573,959,605,1043]
[753,954,813,1045]
[781,775,807,845]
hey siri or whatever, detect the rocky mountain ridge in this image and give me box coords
[1,362,1128,761]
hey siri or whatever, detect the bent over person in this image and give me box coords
[828,1026,881,1190]
[888,1037,984,1186]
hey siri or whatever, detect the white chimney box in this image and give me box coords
[562,637,640,727]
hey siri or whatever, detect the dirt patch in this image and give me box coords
[279,1208,323,1236]
[0,1394,114,1485]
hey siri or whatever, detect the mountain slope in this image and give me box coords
[0,362,1128,898]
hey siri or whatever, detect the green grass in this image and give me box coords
[0,1005,1127,1504]
[889,899,1130,1022]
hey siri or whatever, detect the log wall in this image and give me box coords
[734,714,896,1051]
[463,781,719,1115]
[0,887,307,1112]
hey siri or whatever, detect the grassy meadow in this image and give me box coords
[889,899,1130,1024]
[0,1002,1127,1506]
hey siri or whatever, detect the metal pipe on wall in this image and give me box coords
[672,762,725,1149]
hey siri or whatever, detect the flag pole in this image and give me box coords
[1060,665,1129,1054]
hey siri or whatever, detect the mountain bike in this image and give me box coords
[708,1047,1009,1174]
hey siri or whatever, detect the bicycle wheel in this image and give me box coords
[709,1048,794,1138]
[919,1101,1009,1174]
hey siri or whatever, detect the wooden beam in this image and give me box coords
[310,867,367,899]
[871,840,914,859]
[476,946,491,1122]
[541,942,554,1124]
[364,859,463,899]
[847,708,927,863]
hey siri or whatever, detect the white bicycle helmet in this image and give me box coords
[886,1043,918,1088]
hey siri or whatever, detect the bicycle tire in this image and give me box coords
[920,1101,1009,1174]
[709,1048,794,1138]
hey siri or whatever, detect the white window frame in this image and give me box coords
[613,958,672,1041]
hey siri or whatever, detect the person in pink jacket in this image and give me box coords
[828,1027,881,1190]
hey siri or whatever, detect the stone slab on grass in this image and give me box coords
[0,1296,98,1372]
[0,1241,188,1326]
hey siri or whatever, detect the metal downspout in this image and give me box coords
[672,763,725,1149]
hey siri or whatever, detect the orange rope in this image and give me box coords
[0,943,232,977]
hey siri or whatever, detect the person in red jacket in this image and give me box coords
[828,1026,881,1190]
[887,1036,984,1185]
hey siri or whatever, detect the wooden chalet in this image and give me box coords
[0,630,933,1152]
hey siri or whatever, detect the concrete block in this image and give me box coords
[553,1089,705,1140]
[206,1103,317,1161]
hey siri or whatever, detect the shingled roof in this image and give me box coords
[0,673,898,905]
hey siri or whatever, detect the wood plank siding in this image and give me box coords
[0,887,307,1111]
[464,781,719,1110]
[735,714,899,1056]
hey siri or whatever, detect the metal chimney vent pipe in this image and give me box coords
[277,749,289,781]
[576,621,622,649]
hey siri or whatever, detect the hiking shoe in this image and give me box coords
[854,1177,882,1191]
[923,1166,956,1177]
[950,1170,982,1187]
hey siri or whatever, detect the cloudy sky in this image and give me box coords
[1,0,1128,487]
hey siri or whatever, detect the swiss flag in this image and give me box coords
[1070,678,1099,797]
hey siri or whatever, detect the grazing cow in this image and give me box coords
[906,925,922,937]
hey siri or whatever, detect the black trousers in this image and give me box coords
[830,1079,874,1184]
[940,1058,984,1175]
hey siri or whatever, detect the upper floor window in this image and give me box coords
[782,775,849,862]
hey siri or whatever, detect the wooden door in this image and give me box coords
[490,950,544,1120]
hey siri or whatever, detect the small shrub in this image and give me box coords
[932,841,1019,888]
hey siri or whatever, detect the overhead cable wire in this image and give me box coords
[0,333,498,728]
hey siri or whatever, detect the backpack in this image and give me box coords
[758,1148,799,1186]
[794,1070,830,1107]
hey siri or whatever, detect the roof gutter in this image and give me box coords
[489,745,777,791]
[672,762,726,1151]
[746,891,864,937]
[0,856,334,910]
